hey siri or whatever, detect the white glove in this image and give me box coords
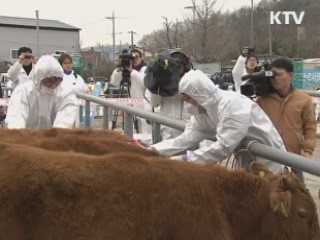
[170,154,188,161]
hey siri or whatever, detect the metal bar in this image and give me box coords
[103,107,109,129]
[85,100,91,128]
[124,112,133,138]
[152,122,162,144]
[246,141,320,176]
[302,90,320,98]
[76,92,186,131]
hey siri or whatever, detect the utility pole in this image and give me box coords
[250,0,254,46]
[128,31,137,48]
[184,2,196,55]
[35,10,40,56]
[268,18,273,61]
[106,11,116,62]
[106,12,128,62]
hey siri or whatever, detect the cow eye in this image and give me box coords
[297,208,308,219]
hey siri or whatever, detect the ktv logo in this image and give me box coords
[270,11,305,25]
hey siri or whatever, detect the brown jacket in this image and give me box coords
[256,89,316,156]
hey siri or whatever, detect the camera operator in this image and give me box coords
[149,49,192,140]
[110,48,147,98]
[256,58,316,182]
[232,47,257,92]
[7,47,35,90]
[110,48,152,136]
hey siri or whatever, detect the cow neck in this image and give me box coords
[218,172,271,240]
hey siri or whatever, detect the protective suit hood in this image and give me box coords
[179,70,220,110]
[31,55,64,90]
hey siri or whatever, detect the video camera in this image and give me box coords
[118,49,134,84]
[242,46,255,57]
[240,63,275,97]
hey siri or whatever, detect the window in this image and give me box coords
[10,49,19,60]
[55,50,66,55]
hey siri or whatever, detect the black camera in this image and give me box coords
[119,49,134,69]
[119,49,134,84]
[242,46,255,56]
[24,55,32,60]
[241,63,275,97]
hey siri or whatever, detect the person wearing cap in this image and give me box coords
[151,67,286,174]
[5,55,78,129]
[148,49,192,140]
[7,47,35,90]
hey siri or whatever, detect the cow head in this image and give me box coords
[250,162,320,240]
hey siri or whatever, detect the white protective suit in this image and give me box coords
[232,55,247,93]
[5,55,78,130]
[110,65,152,137]
[152,70,286,174]
[61,71,88,93]
[7,61,34,89]
[149,93,191,140]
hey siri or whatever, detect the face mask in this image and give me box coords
[184,102,199,115]
[40,85,58,95]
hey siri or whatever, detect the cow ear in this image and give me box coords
[269,190,292,218]
[280,175,294,191]
[249,161,276,182]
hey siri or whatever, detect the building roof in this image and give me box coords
[0,16,80,31]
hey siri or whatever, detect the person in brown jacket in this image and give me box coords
[256,58,316,182]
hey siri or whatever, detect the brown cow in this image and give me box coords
[0,128,158,157]
[0,128,131,143]
[0,142,318,240]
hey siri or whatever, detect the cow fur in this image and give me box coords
[0,142,318,240]
[0,128,158,157]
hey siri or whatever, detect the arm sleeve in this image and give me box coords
[110,68,122,87]
[188,115,250,163]
[232,55,246,93]
[77,75,88,93]
[152,117,207,156]
[53,92,78,128]
[301,97,317,155]
[130,66,147,90]
[5,86,29,129]
[7,61,23,82]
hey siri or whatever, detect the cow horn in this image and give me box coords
[280,202,290,218]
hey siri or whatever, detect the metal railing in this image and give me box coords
[76,91,320,177]
[76,92,185,143]
[2,87,12,98]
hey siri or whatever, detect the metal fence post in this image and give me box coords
[124,112,133,138]
[85,100,91,128]
[152,122,162,144]
[103,106,109,129]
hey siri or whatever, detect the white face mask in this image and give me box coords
[184,102,199,115]
[40,85,58,95]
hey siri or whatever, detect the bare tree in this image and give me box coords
[191,0,218,62]
[162,17,173,48]
[174,19,179,48]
